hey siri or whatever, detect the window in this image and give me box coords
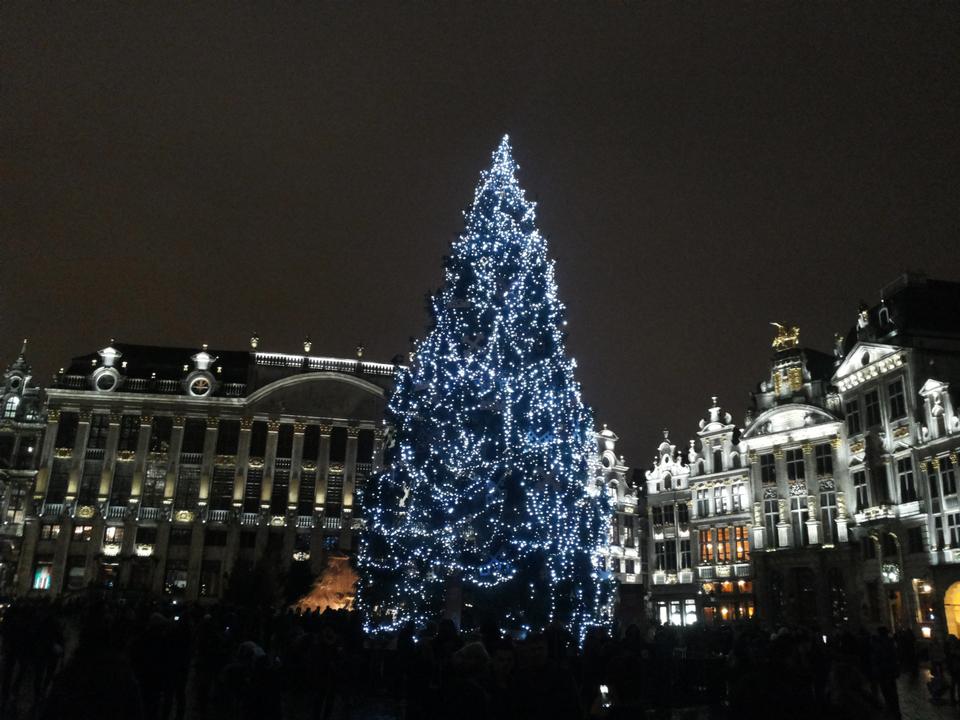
[651,506,663,525]
[170,528,192,545]
[731,483,746,512]
[888,378,906,421]
[149,416,173,453]
[110,463,133,506]
[713,449,723,472]
[699,529,713,563]
[929,464,941,500]
[815,444,833,476]
[271,469,290,515]
[655,542,666,571]
[935,517,945,550]
[820,491,837,544]
[696,489,710,517]
[276,424,294,458]
[3,396,20,419]
[714,486,728,515]
[78,460,102,506]
[716,528,732,562]
[216,420,241,455]
[791,496,809,546]
[104,526,124,544]
[897,458,916,503]
[845,399,862,435]
[244,468,263,513]
[863,537,877,559]
[73,525,94,542]
[764,498,779,548]
[4,485,26,525]
[943,457,957,496]
[33,564,52,590]
[734,526,750,561]
[677,502,689,524]
[907,526,924,554]
[40,524,61,540]
[680,539,691,569]
[210,467,234,511]
[853,469,868,512]
[786,449,805,481]
[662,504,675,525]
[87,414,110,449]
[865,390,882,427]
[142,462,166,507]
[664,539,677,571]
[760,453,776,484]
[118,415,140,452]
[181,419,207,454]
[174,464,200,510]
[949,513,960,548]
[624,559,635,574]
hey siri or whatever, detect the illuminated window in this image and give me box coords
[786,449,805,482]
[760,454,776,484]
[33,564,52,590]
[734,525,750,561]
[790,496,809,546]
[815,444,833,476]
[764,498,779,548]
[845,400,861,435]
[40,524,60,540]
[684,599,697,625]
[699,529,713,563]
[716,528,731,562]
[820,491,837,544]
[943,457,957,496]
[853,469,868,511]
[104,526,124,544]
[888,379,906,420]
[865,390,882,427]
[714,486,728,515]
[73,525,94,542]
[897,458,916,503]
[731,483,746,512]
[696,489,710,516]
[2,396,19,419]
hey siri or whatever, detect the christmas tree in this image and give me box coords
[358,136,612,642]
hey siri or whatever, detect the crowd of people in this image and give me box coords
[0,593,944,719]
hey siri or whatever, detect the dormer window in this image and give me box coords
[713,449,723,472]
[3,396,19,419]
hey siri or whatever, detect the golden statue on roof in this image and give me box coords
[771,322,800,351]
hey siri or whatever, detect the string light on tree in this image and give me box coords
[357,136,613,643]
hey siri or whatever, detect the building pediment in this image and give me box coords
[833,341,904,384]
[742,403,837,439]
[244,372,387,422]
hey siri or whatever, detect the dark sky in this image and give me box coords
[3,3,959,466]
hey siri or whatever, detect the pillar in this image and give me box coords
[32,409,61,504]
[340,427,359,550]
[162,417,186,509]
[198,416,220,510]
[129,415,153,506]
[186,521,205,600]
[260,421,280,515]
[65,411,92,509]
[151,521,172,595]
[97,413,122,507]
[233,418,253,510]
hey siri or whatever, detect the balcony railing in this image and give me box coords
[85,448,105,460]
[41,502,63,517]
[240,512,259,526]
[323,517,342,530]
[297,515,314,529]
[179,453,202,465]
[139,507,160,521]
[107,505,127,520]
[209,509,229,523]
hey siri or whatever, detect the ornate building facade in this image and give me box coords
[642,274,960,636]
[16,340,394,599]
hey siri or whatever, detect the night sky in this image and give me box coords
[3,3,959,466]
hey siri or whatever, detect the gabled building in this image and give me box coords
[833,274,960,636]
[0,341,45,594]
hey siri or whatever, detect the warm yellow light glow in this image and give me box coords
[294,554,357,613]
[922,626,933,639]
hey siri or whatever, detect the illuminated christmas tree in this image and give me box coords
[358,136,612,642]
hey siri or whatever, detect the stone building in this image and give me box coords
[0,342,46,594]
[17,340,394,599]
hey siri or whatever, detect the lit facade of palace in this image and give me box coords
[643,275,960,636]
[17,339,394,599]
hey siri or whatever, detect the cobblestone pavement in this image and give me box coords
[898,668,960,720]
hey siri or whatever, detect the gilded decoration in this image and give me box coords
[174,510,195,523]
[76,505,96,519]
[248,457,265,469]
[771,323,800,351]
[116,450,136,462]
[48,409,61,422]
[54,447,72,459]
[240,417,254,430]
[267,420,281,432]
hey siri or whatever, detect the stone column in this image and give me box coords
[32,410,61,504]
[288,422,306,512]
[97,413,122,507]
[65,411,93,509]
[233,418,253,510]
[260,421,280,515]
[119,516,137,590]
[803,444,820,545]
[16,519,41,594]
[129,415,153,505]
[774,448,791,547]
[340,427,359,550]
[311,423,332,574]
[162,417,186,510]
[198,417,220,511]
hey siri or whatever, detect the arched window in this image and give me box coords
[663,474,672,490]
[731,453,741,469]
[2,396,19,419]
[713,450,723,472]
